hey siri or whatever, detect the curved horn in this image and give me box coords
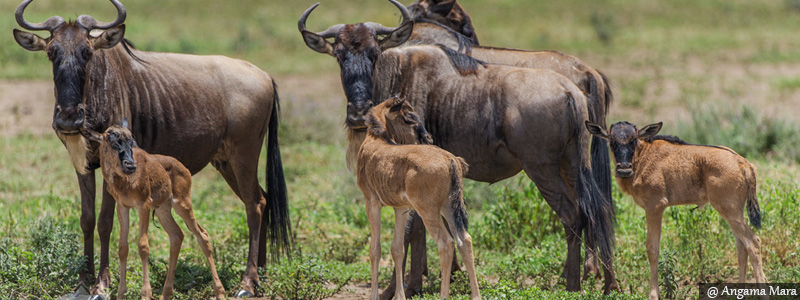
[368,0,411,35]
[298,3,344,39]
[77,0,126,30]
[15,0,64,31]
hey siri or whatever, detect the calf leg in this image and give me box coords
[420,211,454,300]
[735,237,748,283]
[137,206,152,299]
[392,208,411,300]
[645,209,664,300]
[723,216,767,283]
[381,211,427,300]
[116,206,130,300]
[366,198,383,300]
[154,205,184,300]
[443,211,481,300]
[172,197,226,298]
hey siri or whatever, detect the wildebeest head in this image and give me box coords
[81,119,138,174]
[407,0,479,45]
[12,0,126,134]
[298,0,413,130]
[586,121,662,178]
[367,97,433,145]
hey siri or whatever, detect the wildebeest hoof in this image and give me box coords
[235,289,255,298]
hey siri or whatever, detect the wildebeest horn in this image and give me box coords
[77,0,127,30]
[15,0,65,31]
[298,3,345,39]
[365,0,411,35]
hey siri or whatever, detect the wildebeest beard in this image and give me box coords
[339,46,380,126]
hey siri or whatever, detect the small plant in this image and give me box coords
[259,252,351,300]
[658,248,678,300]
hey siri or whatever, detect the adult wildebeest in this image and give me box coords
[12,0,290,297]
[586,121,766,300]
[298,1,615,296]
[81,122,226,299]
[405,0,618,291]
[358,97,480,300]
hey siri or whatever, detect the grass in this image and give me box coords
[1,0,800,299]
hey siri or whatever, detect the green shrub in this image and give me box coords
[258,252,353,300]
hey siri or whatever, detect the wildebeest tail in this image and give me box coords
[567,91,616,262]
[449,157,469,232]
[586,72,614,219]
[264,80,292,259]
[744,163,761,229]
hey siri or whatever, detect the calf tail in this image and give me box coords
[264,80,293,259]
[745,163,761,229]
[448,158,469,232]
[568,91,616,263]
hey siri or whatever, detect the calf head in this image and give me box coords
[407,0,479,45]
[81,119,138,174]
[367,97,432,145]
[586,121,662,178]
[299,0,413,130]
[12,0,127,134]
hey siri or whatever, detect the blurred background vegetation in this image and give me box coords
[1,0,799,299]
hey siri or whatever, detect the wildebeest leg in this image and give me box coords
[735,237,748,282]
[172,196,226,298]
[116,206,130,300]
[587,224,620,294]
[137,206,153,299]
[719,210,767,284]
[381,211,428,300]
[391,208,411,300]
[366,196,383,300]
[442,207,481,300]
[582,227,601,280]
[77,170,96,288]
[154,205,184,300]
[645,208,664,300]
[524,164,582,292]
[94,183,116,296]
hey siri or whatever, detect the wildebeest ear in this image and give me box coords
[79,127,103,142]
[13,29,47,52]
[389,97,405,112]
[638,122,663,139]
[585,121,608,140]
[429,0,457,16]
[301,31,334,56]
[379,21,413,50]
[92,24,125,50]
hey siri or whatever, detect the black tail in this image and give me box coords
[586,72,614,221]
[567,91,616,264]
[264,80,292,259]
[448,158,469,232]
[745,163,761,229]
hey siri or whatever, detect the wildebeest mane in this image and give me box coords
[413,18,473,55]
[647,135,739,155]
[436,44,485,76]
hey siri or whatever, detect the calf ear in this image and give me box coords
[585,121,608,140]
[379,21,413,50]
[301,31,334,56]
[13,29,47,52]
[92,25,125,49]
[429,0,457,17]
[638,122,663,138]
[79,127,103,142]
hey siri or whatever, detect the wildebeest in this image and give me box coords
[12,0,290,296]
[298,1,615,295]
[405,1,618,290]
[586,121,767,300]
[80,122,225,299]
[358,97,480,300]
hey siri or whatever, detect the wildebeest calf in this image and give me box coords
[586,120,766,300]
[81,121,224,300]
[357,97,480,300]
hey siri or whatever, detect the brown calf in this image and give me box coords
[81,122,224,300]
[586,121,766,300]
[357,98,480,300]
